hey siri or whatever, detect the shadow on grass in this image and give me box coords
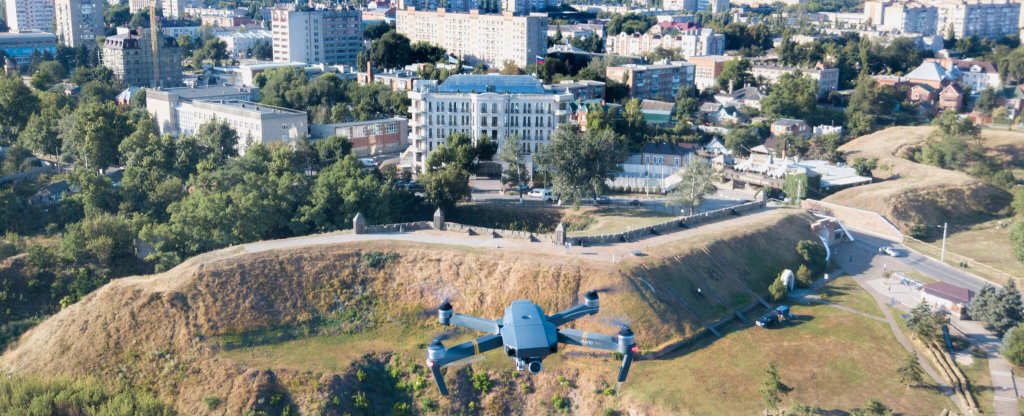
[648,306,816,361]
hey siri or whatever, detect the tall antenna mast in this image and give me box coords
[150,0,160,87]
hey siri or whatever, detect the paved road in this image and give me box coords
[842,228,1018,415]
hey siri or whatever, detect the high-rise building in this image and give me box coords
[128,0,184,19]
[936,0,1019,39]
[100,28,183,87]
[396,9,547,68]
[687,55,735,91]
[605,62,696,101]
[53,0,103,48]
[271,7,362,66]
[396,0,554,14]
[407,75,574,169]
[4,0,55,32]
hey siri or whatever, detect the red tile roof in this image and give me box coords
[923,282,974,305]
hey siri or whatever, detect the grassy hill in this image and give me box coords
[0,210,952,414]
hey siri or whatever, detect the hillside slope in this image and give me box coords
[2,210,815,415]
[825,126,1011,232]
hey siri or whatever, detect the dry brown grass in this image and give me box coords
[824,126,1013,232]
[1,212,819,415]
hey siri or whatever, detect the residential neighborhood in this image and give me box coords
[2,0,1024,413]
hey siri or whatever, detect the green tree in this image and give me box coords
[251,40,272,60]
[761,72,818,120]
[1001,323,1024,366]
[59,213,140,268]
[667,159,719,215]
[896,353,925,388]
[795,239,827,274]
[195,120,240,162]
[363,21,392,40]
[311,135,353,169]
[0,74,41,143]
[67,170,119,218]
[845,74,898,137]
[499,134,530,197]
[60,101,130,169]
[369,31,413,69]
[475,136,498,162]
[906,300,940,341]
[986,280,1024,335]
[191,38,229,69]
[30,60,66,90]
[299,156,398,231]
[849,399,893,416]
[18,107,64,156]
[622,98,647,150]
[674,86,700,127]
[724,126,761,156]
[975,87,998,115]
[177,34,194,57]
[768,277,787,302]
[758,362,790,415]
[851,157,878,177]
[535,126,625,207]
[715,58,754,92]
[410,41,447,64]
[421,163,470,212]
[1011,221,1024,264]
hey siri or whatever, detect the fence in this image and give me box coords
[903,236,1021,287]
[442,221,556,243]
[364,221,433,233]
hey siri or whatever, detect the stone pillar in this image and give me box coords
[554,222,566,245]
[433,208,445,230]
[353,212,366,234]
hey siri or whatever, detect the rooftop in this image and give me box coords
[438,75,546,94]
[198,99,305,115]
[153,84,258,101]
[923,282,974,305]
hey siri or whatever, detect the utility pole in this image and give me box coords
[941,222,948,262]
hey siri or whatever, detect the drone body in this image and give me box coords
[425,291,636,395]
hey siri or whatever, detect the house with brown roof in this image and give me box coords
[920,281,974,318]
[938,84,964,112]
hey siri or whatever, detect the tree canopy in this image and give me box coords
[535,126,625,207]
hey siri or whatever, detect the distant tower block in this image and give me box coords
[433,208,445,230]
[353,212,366,234]
[554,222,566,245]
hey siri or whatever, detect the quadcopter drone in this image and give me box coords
[425,290,637,395]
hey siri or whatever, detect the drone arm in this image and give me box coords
[547,304,599,326]
[558,328,637,383]
[449,314,501,334]
[427,334,503,395]
[557,328,619,351]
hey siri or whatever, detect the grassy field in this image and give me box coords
[942,219,1024,280]
[566,207,678,237]
[820,275,884,319]
[959,346,995,416]
[625,301,953,414]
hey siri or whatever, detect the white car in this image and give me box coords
[527,188,553,201]
[879,246,902,257]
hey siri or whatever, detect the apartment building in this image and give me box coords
[218,29,272,57]
[605,22,725,58]
[395,0,473,12]
[4,0,54,32]
[128,0,184,19]
[310,117,409,157]
[147,85,261,136]
[606,62,696,101]
[687,54,734,91]
[864,1,939,34]
[407,75,574,169]
[937,0,1019,39]
[664,0,729,12]
[396,9,547,68]
[101,28,183,87]
[271,7,362,66]
[751,64,839,98]
[54,0,103,48]
[178,100,308,154]
[0,30,57,66]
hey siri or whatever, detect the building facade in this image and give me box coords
[396,9,547,68]
[177,100,308,154]
[54,0,103,48]
[0,30,57,66]
[546,79,606,101]
[751,64,839,98]
[147,85,261,136]
[101,28,183,87]
[218,29,272,58]
[937,0,1020,39]
[606,62,696,101]
[310,117,409,157]
[407,75,573,169]
[271,7,362,65]
[129,0,184,19]
[687,54,734,90]
[4,0,54,32]
[605,24,725,58]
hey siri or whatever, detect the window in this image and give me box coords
[481,103,487,113]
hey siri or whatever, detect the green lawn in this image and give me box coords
[959,346,995,416]
[820,276,884,318]
[625,302,954,414]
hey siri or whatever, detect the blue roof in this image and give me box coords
[438,75,546,94]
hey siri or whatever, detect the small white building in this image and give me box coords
[920,281,974,318]
[218,29,272,58]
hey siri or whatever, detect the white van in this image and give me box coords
[527,188,553,201]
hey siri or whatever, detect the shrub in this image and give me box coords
[551,394,571,412]
[471,370,492,393]
[361,251,398,269]
[769,278,788,301]
[204,396,223,410]
[352,391,369,409]
[795,264,814,288]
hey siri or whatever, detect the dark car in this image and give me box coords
[756,311,779,327]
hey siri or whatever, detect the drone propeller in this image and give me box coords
[432,330,457,342]
[442,354,485,369]
[589,285,621,294]
[598,314,633,329]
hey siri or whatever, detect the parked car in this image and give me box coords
[527,188,553,201]
[593,195,612,205]
[756,306,793,328]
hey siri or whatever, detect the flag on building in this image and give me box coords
[536,55,545,65]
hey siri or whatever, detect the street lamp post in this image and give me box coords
[939,222,948,262]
